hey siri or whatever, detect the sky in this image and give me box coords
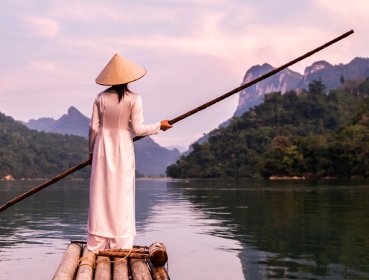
[1,0,368,150]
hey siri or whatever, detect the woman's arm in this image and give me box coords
[130,95,161,136]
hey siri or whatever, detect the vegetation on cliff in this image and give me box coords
[167,78,369,178]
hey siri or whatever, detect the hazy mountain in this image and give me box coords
[135,137,180,176]
[235,57,369,116]
[25,106,180,176]
[26,106,89,138]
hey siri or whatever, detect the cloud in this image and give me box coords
[28,61,56,71]
[313,0,369,22]
[23,16,59,38]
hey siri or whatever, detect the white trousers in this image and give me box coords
[87,234,134,254]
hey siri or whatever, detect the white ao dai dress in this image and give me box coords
[88,88,160,249]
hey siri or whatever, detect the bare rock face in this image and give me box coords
[234,63,303,116]
[234,57,369,116]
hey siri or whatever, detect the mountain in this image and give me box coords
[25,106,180,176]
[235,57,369,116]
[234,64,303,116]
[167,77,369,178]
[135,137,180,176]
[26,106,89,138]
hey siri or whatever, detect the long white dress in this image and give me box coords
[88,88,160,241]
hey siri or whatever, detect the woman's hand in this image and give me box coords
[160,120,173,131]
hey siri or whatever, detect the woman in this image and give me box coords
[87,53,172,253]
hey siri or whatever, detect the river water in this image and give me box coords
[0,179,369,279]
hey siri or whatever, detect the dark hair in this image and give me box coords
[112,84,130,103]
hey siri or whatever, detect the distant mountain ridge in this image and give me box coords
[135,137,180,176]
[25,107,180,176]
[235,57,369,116]
[26,106,89,138]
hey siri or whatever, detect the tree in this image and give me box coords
[308,79,326,95]
[262,136,304,177]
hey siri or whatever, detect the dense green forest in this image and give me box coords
[0,114,90,179]
[167,78,369,178]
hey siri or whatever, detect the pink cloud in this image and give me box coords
[24,16,59,38]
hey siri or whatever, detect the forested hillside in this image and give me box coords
[167,78,369,178]
[0,114,90,179]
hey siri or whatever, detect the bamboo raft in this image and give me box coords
[53,241,170,280]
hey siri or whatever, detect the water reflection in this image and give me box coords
[0,179,244,279]
[167,179,369,279]
[1,179,369,279]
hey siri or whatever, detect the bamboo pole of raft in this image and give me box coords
[113,258,130,280]
[99,243,168,267]
[0,29,354,213]
[75,247,96,280]
[99,251,149,259]
[148,242,168,268]
[130,259,152,280]
[95,256,111,280]
[53,243,82,280]
[148,262,170,280]
[101,247,148,254]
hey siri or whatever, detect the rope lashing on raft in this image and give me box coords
[78,256,96,269]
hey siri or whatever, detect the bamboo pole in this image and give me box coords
[148,261,170,280]
[99,251,149,259]
[75,247,96,280]
[135,29,354,136]
[53,243,82,280]
[99,243,167,267]
[130,259,152,280]
[95,256,111,280]
[148,242,168,267]
[100,247,148,255]
[0,29,353,213]
[113,258,130,280]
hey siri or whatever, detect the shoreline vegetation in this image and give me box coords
[2,175,369,183]
[2,175,369,182]
[3,173,369,181]
[0,175,172,181]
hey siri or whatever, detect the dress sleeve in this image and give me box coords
[130,95,161,137]
[89,99,99,154]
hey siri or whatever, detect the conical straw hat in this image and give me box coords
[95,53,146,86]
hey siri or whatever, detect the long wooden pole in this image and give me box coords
[0,160,90,212]
[132,29,354,141]
[0,29,354,213]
